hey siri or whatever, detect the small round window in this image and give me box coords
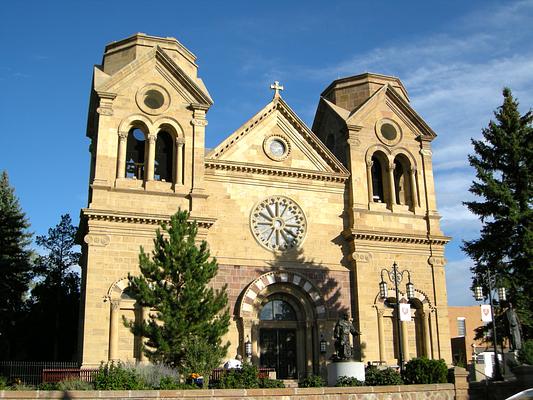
[375,119,402,146]
[143,89,165,110]
[269,139,286,156]
[263,135,290,161]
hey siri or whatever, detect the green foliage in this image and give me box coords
[181,336,227,387]
[125,209,230,370]
[0,170,33,359]
[259,378,285,388]
[93,362,146,390]
[463,88,533,338]
[299,374,325,387]
[402,357,448,384]
[127,362,180,389]
[518,339,533,365]
[216,363,260,389]
[25,214,80,361]
[38,382,59,390]
[0,376,8,389]
[365,366,403,386]
[335,376,365,387]
[57,379,94,391]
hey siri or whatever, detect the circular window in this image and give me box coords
[250,196,307,252]
[143,89,165,109]
[136,84,170,115]
[263,135,291,161]
[375,119,402,146]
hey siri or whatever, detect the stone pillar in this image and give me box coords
[388,162,396,209]
[409,167,418,208]
[139,306,150,363]
[175,137,184,186]
[189,104,210,211]
[146,134,156,181]
[401,320,410,361]
[108,300,120,361]
[306,321,313,375]
[376,309,385,362]
[453,366,469,400]
[422,311,432,358]
[117,131,128,178]
[366,160,374,204]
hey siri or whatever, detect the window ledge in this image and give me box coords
[115,178,144,190]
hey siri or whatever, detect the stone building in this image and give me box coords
[78,33,452,377]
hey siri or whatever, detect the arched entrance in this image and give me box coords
[237,271,326,379]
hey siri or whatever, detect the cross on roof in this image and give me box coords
[270,81,284,98]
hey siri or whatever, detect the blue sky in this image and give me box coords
[1,0,532,306]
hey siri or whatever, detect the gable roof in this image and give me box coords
[93,45,213,106]
[207,95,349,176]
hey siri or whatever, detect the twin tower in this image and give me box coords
[78,33,451,376]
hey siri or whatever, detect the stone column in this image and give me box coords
[108,300,120,361]
[366,160,374,204]
[146,134,156,181]
[376,309,385,363]
[189,104,210,212]
[117,131,128,178]
[175,137,184,186]
[306,321,313,375]
[409,167,418,208]
[422,311,432,358]
[388,161,396,210]
[401,320,410,361]
[139,306,150,363]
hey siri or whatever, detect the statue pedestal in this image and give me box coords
[327,361,365,386]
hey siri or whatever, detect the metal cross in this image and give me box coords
[270,81,284,97]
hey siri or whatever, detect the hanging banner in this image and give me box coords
[399,303,411,322]
[481,304,492,322]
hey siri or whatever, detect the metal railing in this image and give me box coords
[0,361,79,386]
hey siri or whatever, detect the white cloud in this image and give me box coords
[445,258,477,306]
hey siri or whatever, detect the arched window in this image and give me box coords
[125,128,146,179]
[393,156,411,206]
[260,299,296,321]
[371,155,385,203]
[154,130,173,182]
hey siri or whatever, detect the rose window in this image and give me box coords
[251,196,307,251]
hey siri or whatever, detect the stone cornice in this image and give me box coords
[81,208,216,229]
[205,159,349,183]
[344,229,450,245]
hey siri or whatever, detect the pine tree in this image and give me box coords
[126,209,230,371]
[0,171,32,359]
[28,214,80,360]
[463,88,533,338]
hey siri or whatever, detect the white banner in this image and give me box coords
[399,303,411,322]
[481,304,492,322]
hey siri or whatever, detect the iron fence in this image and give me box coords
[0,361,79,386]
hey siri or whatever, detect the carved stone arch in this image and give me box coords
[106,277,130,301]
[238,271,326,319]
[365,144,393,165]
[392,147,417,171]
[153,116,185,139]
[118,114,154,136]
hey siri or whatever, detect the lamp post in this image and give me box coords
[474,270,505,381]
[320,334,327,355]
[244,335,252,361]
[379,262,415,374]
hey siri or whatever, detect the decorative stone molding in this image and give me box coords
[205,160,348,183]
[175,137,185,145]
[348,229,450,245]
[352,252,371,263]
[375,118,402,146]
[420,149,432,156]
[83,233,110,247]
[263,134,291,161]
[135,83,170,115]
[118,131,128,140]
[96,107,113,116]
[191,118,208,127]
[428,256,446,266]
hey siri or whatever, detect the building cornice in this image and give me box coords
[344,229,450,246]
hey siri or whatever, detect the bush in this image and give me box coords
[127,362,180,389]
[57,379,94,391]
[259,378,285,388]
[216,363,267,389]
[402,357,448,384]
[335,375,365,387]
[0,376,8,390]
[93,361,146,390]
[38,382,59,390]
[518,340,533,365]
[299,374,325,388]
[365,366,403,386]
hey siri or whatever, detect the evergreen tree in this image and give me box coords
[0,171,32,360]
[28,214,81,360]
[126,209,230,371]
[463,88,533,338]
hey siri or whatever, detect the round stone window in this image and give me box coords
[136,84,170,115]
[263,135,290,161]
[250,196,307,252]
[375,119,402,146]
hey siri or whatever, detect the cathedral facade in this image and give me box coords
[78,33,452,377]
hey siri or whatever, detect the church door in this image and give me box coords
[259,328,297,379]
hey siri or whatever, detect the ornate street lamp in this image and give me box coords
[320,334,327,354]
[379,262,414,374]
[473,271,506,381]
[244,335,252,359]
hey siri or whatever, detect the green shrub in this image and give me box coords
[11,382,35,390]
[57,379,94,391]
[259,378,285,388]
[93,361,146,390]
[127,362,180,389]
[402,357,448,384]
[216,363,260,389]
[365,366,403,385]
[335,375,365,387]
[299,374,325,388]
[518,340,533,365]
[0,376,8,390]
[38,382,59,390]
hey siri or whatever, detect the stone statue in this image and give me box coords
[333,313,361,361]
[505,303,522,351]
